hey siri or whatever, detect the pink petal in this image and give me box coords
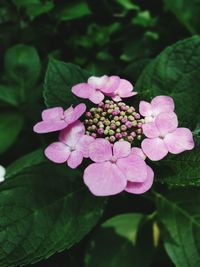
[42,107,64,121]
[100,76,120,93]
[89,90,104,104]
[117,155,147,182]
[72,83,93,98]
[151,95,175,115]
[145,116,154,123]
[155,112,178,136]
[139,101,152,117]
[77,135,94,157]
[116,79,134,96]
[125,165,154,194]
[111,95,122,102]
[83,162,126,196]
[142,122,160,138]
[131,147,146,160]
[89,138,112,162]
[44,142,70,163]
[67,150,83,169]
[65,104,86,123]
[141,138,168,161]
[88,75,109,89]
[59,120,85,147]
[164,128,195,154]
[64,106,74,124]
[113,141,131,159]
[33,120,67,133]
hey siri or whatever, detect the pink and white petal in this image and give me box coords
[125,165,154,194]
[44,142,70,163]
[164,128,195,154]
[33,120,67,133]
[63,106,74,124]
[117,155,147,182]
[89,90,104,104]
[141,138,168,161]
[120,91,137,98]
[145,116,154,123]
[111,95,122,102]
[83,162,126,196]
[142,122,160,138]
[151,95,175,115]
[42,107,64,121]
[113,141,131,159]
[88,75,109,89]
[77,135,94,157]
[139,101,152,117]
[65,103,86,123]
[89,138,112,162]
[131,147,146,160]
[100,76,120,93]
[155,112,178,136]
[59,120,85,146]
[72,83,93,98]
[67,150,84,169]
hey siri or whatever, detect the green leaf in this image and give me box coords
[0,112,23,154]
[164,0,200,34]
[56,1,91,21]
[154,144,200,186]
[156,189,200,267]
[4,44,41,87]
[85,213,154,267]
[116,0,139,11]
[135,36,200,129]
[12,0,54,19]
[0,84,19,106]
[44,58,90,108]
[0,152,106,267]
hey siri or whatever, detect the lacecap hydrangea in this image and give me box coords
[33,75,194,196]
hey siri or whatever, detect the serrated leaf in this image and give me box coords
[0,151,106,267]
[43,58,90,108]
[85,213,154,267]
[0,112,23,154]
[156,189,200,267]
[135,36,200,129]
[154,144,200,186]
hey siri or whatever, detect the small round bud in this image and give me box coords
[109,130,115,136]
[127,136,134,142]
[85,119,89,124]
[128,115,135,121]
[110,124,116,130]
[122,132,128,137]
[115,121,121,127]
[131,132,136,137]
[121,117,127,123]
[99,124,104,128]
[98,128,104,135]
[109,136,116,143]
[116,128,121,133]
[114,116,119,121]
[100,116,105,121]
[86,112,92,118]
[137,123,143,128]
[137,135,142,140]
[91,125,97,131]
[104,104,110,109]
[112,109,120,116]
[90,108,96,113]
[105,100,110,104]
[120,111,126,116]
[115,133,122,139]
[91,133,97,138]
[98,102,104,107]
[105,120,111,126]
[108,109,113,114]
[136,129,142,134]
[93,118,98,124]
[121,125,127,131]
[97,107,103,112]
[104,129,109,135]
[125,121,132,129]
[102,112,106,116]
[132,121,137,127]
[86,131,90,135]
[88,119,93,125]
[95,114,100,119]
[134,113,141,119]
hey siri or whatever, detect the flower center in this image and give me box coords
[84,100,144,144]
[110,156,118,163]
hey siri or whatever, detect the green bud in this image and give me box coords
[102,112,106,116]
[105,100,110,104]
[105,126,110,130]
[114,116,119,121]
[85,119,89,124]
[116,128,121,133]
[137,135,142,140]
[109,130,115,136]
[95,114,100,119]
[108,109,113,114]
[132,121,137,126]
[120,111,125,116]
[115,121,121,126]
[128,115,135,121]
[105,120,111,126]
[100,116,105,121]
[99,124,104,128]
[104,129,109,135]
[93,118,98,124]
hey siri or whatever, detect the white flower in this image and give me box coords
[0,165,6,182]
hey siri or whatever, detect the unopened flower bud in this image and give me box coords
[93,118,98,124]
[86,112,92,118]
[115,121,121,127]
[116,128,121,133]
[114,116,119,121]
[121,125,127,131]
[128,115,135,121]
[122,132,128,137]
[91,133,97,138]
[125,121,132,129]
[109,130,115,136]
[137,135,142,140]
[98,128,104,135]
[110,124,116,130]
[127,136,134,142]
[134,113,141,119]
[115,133,122,139]
[131,132,136,137]
[109,136,116,143]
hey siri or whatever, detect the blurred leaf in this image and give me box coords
[44,58,90,108]
[85,213,154,267]
[0,112,23,154]
[12,0,54,19]
[116,0,139,11]
[4,44,41,88]
[156,189,200,267]
[132,10,156,27]
[164,0,200,34]
[154,144,200,186]
[56,1,91,21]
[0,154,106,267]
[0,84,19,106]
[135,36,200,129]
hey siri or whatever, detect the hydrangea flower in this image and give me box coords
[33,74,195,197]
[0,165,6,183]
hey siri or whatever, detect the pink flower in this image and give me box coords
[83,139,150,196]
[72,75,120,104]
[106,79,137,102]
[33,103,86,133]
[139,96,174,123]
[125,147,154,194]
[141,112,194,161]
[44,121,94,168]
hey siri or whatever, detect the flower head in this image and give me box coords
[0,165,6,183]
[45,121,94,168]
[33,103,86,133]
[83,139,151,196]
[142,112,194,160]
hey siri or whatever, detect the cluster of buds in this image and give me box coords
[84,100,144,143]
